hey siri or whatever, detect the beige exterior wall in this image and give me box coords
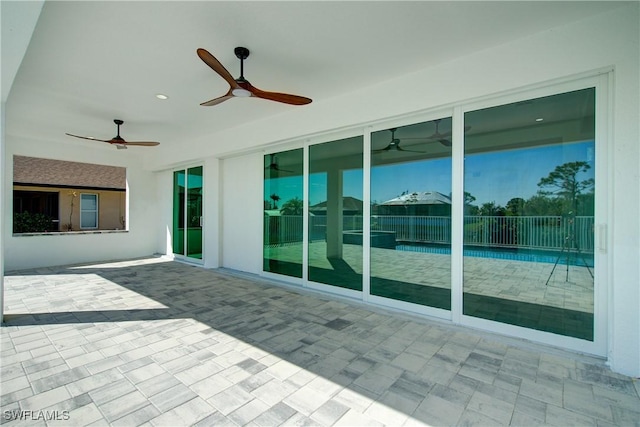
[13,185,125,231]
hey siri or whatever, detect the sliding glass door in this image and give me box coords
[370,118,452,309]
[258,79,605,353]
[173,166,203,261]
[463,88,596,340]
[263,148,304,278]
[308,136,363,291]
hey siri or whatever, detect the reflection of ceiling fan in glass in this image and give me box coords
[265,154,293,174]
[426,118,454,147]
[373,128,425,153]
[374,119,471,153]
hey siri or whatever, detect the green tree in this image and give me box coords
[537,161,594,215]
[464,191,476,205]
[478,201,505,216]
[505,197,526,216]
[280,197,303,215]
[523,194,565,216]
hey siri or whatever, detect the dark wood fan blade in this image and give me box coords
[201,90,234,106]
[65,133,110,143]
[197,48,240,89]
[246,82,312,105]
[118,141,160,147]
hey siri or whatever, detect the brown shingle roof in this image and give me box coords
[13,156,125,190]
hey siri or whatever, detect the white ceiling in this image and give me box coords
[3,1,624,155]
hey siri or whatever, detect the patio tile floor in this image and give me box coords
[1,257,638,426]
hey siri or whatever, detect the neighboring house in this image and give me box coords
[309,196,363,216]
[377,191,451,216]
[13,156,126,232]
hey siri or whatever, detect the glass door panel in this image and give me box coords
[463,88,595,340]
[186,166,203,259]
[370,119,453,309]
[308,136,363,290]
[173,166,203,260]
[172,170,185,255]
[263,148,304,278]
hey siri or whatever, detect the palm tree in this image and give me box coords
[280,197,303,215]
[269,193,281,209]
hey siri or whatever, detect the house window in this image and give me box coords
[13,190,60,232]
[80,194,98,229]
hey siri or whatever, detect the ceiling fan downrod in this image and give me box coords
[113,119,124,141]
[234,47,250,82]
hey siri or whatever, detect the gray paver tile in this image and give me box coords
[64,402,106,426]
[18,384,72,413]
[150,396,215,426]
[412,394,465,426]
[363,399,410,426]
[88,377,137,406]
[545,402,598,426]
[335,408,384,427]
[111,404,161,427]
[227,397,270,425]
[251,402,297,427]
[31,366,91,394]
[149,383,198,413]
[207,384,256,416]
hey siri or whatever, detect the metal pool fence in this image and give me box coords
[264,214,594,253]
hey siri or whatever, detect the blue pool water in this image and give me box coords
[396,244,594,267]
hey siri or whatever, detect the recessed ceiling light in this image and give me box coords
[535,118,544,122]
[155,94,169,100]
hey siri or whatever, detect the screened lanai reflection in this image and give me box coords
[370,118,452,309]
[308,136,363,290]
[263,148,304,278]
[463,88,595,340]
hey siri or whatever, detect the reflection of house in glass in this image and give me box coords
[377,191,451,216]
[310,196,363,216]
[13,156,126,232]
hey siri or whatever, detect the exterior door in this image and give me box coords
[173,166,203,261]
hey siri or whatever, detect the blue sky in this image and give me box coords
[265,141,595,208]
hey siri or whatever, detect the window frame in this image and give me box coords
[80,193,99,230]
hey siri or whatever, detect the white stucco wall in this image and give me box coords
[4,137,159,271]
[220,153,263,274]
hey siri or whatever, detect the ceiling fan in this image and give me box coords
[197,46,312,106]
[373,128,425,154]
[66,119,160,149]
[265,154,294,174]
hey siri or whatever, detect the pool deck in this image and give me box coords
[267,242,594,313]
